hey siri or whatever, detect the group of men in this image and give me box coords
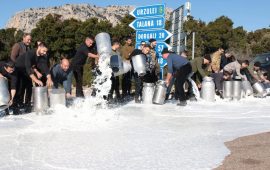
[163,47,270,105]
[0,34,75,114]
[0,33,161,114]
[108,37,160,103]
[1,33,269,113]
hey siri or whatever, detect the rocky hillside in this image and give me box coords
[6,4,172,33]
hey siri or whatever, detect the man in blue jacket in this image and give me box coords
[162,48,192,106]
[50,58,73,98]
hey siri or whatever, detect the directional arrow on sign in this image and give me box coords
[135,42,172,52]
[129,17,165,30]
[130,4,165,18]
[158,55,167,68]
[136,29,173,42]
[155,42,172,52]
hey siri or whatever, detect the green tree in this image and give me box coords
[111,15,135,43]
[247,28,270,55]
[31,14,83,63]
[203,16,233,53]
[0,28,23,60]
[183,16,206,58]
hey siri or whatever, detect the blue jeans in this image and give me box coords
[53,71,73,94]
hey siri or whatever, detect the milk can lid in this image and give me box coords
[203,76,213,81]
[157,80,166,86]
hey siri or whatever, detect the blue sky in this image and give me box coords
[0,0,269,32]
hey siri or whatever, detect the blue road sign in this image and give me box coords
[129,17,165,30]
[155,42,172,53]
[158,55,167,68]
[135,44,168,68]
[130,4,165,18]
[135,42,172,52]
[136,29,173,42]
[156,52,167,68]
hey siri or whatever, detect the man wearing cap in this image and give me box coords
[190,54,212,87]
[166,50,189,100]
[162,48,192,106]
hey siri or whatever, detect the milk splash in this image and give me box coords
[89,33,113,108]
[188,78,200,99]
[91,54,112,108]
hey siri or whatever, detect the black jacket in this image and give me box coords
[0,61,17,89]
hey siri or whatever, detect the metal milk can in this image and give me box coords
[232,80,242,100]
[152,80,167,105]
[242,80,253,96]
[142,83,155,104]
[132,54,146,76]
[252,82,266,97]
[0,77,10,110]
[110,55,123,73]
[201,77,215,102]
[114,60,132,76]
[95,32,112,56]
[33,86,48,113]
[223,81,233,99]
[49,88,66,108]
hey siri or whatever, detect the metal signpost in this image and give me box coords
[169,5,185,55]
[129,4,172,79]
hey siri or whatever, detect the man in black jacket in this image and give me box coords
[129,44,152,103]
[0,61,17,105]
[10,33,31,62]
[71,36,99,98]
[15,42,53,112]
[10,33,32,110]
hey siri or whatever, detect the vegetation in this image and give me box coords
[183,15,270,59]
[0,28,23,60]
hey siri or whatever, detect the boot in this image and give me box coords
[116,92,121,99]
[12,107,22,115]
[10,103,22,115]
[165,93,170,100]
[107,94,113,101]
[24,103,32,113]
[135,96,141,103]
[189,94,197,102]
[218,90,224,99]
[177,100,187,106]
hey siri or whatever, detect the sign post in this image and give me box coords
[136,29,173,42]
[169,5,185,55]
[129,4,172,80]
[129,17,165,30]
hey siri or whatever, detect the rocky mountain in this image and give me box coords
[6,4,172,33]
